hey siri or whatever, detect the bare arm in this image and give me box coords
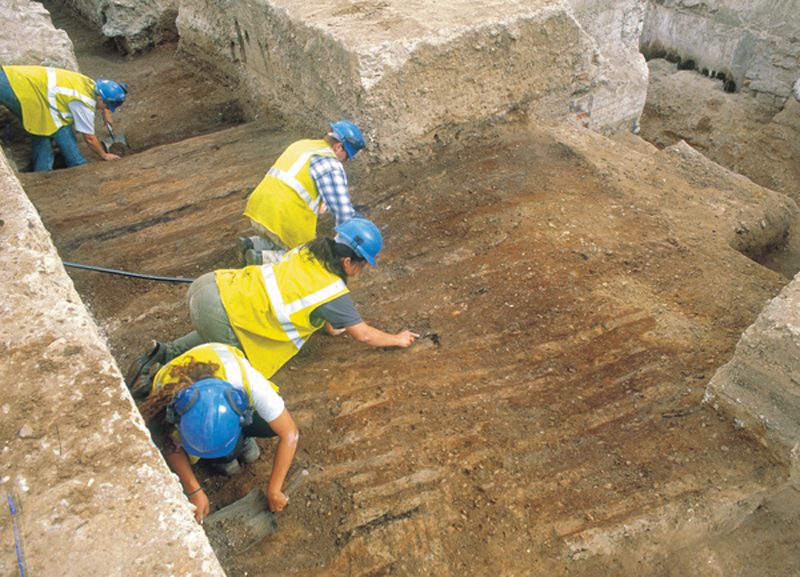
[265,408,299,513]
[324,321,346,336]
[165,445,209,523]
[82,133,120,161]
[345,322,419,348]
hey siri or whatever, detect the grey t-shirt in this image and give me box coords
[310,293,362,329]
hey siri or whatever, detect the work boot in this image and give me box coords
[238,237,254,267]
[244,248,263,266]
[212,458,240,476]
[126,340,166,398]
[240,438,261,464]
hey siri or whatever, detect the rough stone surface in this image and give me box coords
[566,0,649,133]
[640,0,800,102]
[0,148,225,576]
[175,0,649,162]
[639,59,800,278]
[0,0,77,70]
[52,0,178,53]
[706,277,800,465]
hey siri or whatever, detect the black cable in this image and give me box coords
[63,261,195,283]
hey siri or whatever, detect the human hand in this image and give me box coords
[190,490,210,523]
[267,490,289,513]
[319,199,328,215]
[102,153,121,161]
[396,330,420,348]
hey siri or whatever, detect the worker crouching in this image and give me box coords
[240,120,366,266]
[136,343,299,523]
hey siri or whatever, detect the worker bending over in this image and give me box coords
[240,120,365,265]
[0,65,127,171]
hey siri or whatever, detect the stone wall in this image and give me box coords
[0,5,223,575]
[175,0,649,162]
[46,0,650,161]
[56,0,178,53]
[706,276,800,468]
[641,0,800,105]
[0,147,225,577]
[0,0,77,70]
[566,0,649,133]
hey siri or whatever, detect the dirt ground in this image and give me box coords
[10,4,800,576]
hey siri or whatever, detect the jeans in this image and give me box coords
[0,69,87,171]
[32,125,87,171]
[0,70,23,119]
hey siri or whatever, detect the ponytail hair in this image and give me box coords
[305,237,365,281]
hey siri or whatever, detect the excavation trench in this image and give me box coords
[4,1,800,576]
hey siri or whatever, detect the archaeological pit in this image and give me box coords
[1,0,800,575]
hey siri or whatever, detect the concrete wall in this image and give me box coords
[641,0,800,105]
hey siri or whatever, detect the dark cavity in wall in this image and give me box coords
[640,41,737,93]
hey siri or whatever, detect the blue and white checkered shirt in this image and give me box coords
[308,155,355,226]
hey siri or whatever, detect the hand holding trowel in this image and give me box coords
[101,121,129,153]
[204,469,309,558]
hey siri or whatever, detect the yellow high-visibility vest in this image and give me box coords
[243,139,337,249]
[216,247,349,378]
[4,66,96,136]
[152,342,271,396]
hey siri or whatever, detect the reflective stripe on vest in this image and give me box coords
[210,343,253,400]
[5,66,96,136]
[265,147,333,213]
[259,258,347,350]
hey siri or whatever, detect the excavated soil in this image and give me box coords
[11,4,800,576]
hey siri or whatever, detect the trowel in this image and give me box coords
[101,121,128,153]
[204,469,309,558]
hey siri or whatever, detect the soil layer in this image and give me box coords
[12,5,800,576]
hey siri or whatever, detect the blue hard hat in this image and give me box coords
[335,217,382,266]
[329,120,365,162]
[166,378,252,459]
[95,79,128,112]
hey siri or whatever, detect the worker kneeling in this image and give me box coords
[137,343,298,523]
[127,217,418,394]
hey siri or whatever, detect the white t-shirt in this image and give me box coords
[68,100,96,135]
[228,354,286,423]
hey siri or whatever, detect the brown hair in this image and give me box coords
[137,358,220,424]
